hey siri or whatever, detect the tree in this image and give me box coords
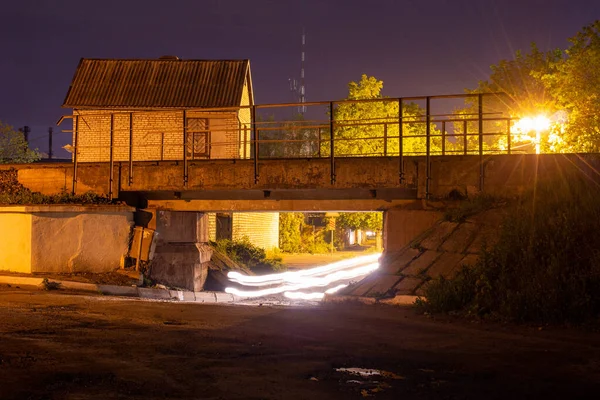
[279,212,304,253]
[539,20,600,152]
[337,212,383,232]
[0,121,40,163]
[329,75,440,157]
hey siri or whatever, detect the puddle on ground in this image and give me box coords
[335,367,405,380]
[334,367,404,397]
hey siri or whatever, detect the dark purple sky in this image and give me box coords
[1,0,598,157]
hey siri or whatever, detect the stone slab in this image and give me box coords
[138,287,172,300]
[393,276,424,295]
[380,248,421,274]
[418,221,458,251]
[380,295,419,306]
[214,292,236,303]
[426,253,466,279]
[194,292,218,303]
[459,254,479,269]
[401,251,442,276]
[344,275,379,297]
[98,285,139,297]
[440,222,479,253]
[363,274,403,297]
[0,276,43,287]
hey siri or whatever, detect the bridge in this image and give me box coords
[10,92,598,211]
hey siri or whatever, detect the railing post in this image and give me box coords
[507,118,511,155]
[252,105,258,184]
[109,113,114,200]
[425,96,431,199]
[462,119,468,155]
[317,127,322,158]
[441,121,446,155]
[329,101,335,185]
[128,112,133,186]
[72,115,79,195]
[478,93,484,192]
[398,98,404,183]
[183,110,188,187]
[383,123,388,156]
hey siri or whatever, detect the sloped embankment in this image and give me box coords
[338,208,505,301]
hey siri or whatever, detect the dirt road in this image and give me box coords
[0,286,599,399]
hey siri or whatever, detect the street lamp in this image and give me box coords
[514,115,551,154]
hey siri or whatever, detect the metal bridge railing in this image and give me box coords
[61,92,520,198]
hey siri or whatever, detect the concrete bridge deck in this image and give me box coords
[3,153,599,211]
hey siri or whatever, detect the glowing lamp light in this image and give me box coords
[514,114,552,154]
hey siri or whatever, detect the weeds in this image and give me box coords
[40,278,61,291]
[443,194,498,223]
[210,237,286,273]
[419,173,600,324]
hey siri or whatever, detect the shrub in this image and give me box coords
[418,173,600,324]
[210,237,286,273]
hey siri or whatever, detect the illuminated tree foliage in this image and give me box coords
[469,20,600,153]
[327,75,441,157]
[540,20,600,152]
[0,121,40,164]
[337,212,383,232]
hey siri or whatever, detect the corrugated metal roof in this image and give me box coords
[62,58,251,109]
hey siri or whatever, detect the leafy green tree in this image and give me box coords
[337,212,383,232]
[258,114,320,158]
[0,121,41,163]
[279,212,305,252]
[539,20,600,152]
[327,75,441,157]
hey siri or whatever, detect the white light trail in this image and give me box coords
[225,263,379,298]
[282,283,349,301]
[227,253,381,287]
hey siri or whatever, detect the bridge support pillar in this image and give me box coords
[137,209,212,292]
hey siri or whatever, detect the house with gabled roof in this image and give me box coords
[62,56,253,162]
[61,57,279,251]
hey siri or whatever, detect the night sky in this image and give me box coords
[1,0,598,157]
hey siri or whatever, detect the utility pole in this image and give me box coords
[48,127,53,159]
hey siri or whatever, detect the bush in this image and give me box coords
[279,213,304,252]
[418,173,600,324]
[210,237,286,273]
[0,168,111,205]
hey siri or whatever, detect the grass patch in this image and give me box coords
[418,173,600,325]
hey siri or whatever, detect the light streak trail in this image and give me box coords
[283,283,349,300]
[225,262,379,298]
[227,253,381,287]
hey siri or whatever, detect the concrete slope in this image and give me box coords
[341,208,505,299]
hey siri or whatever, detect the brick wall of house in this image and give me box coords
[73,109,241,162]
[207,212,280,251]
[232,212,279,251]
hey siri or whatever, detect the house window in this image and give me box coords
[187,118,210,159]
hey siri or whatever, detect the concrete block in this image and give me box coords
[363,274,402,297]
[214,292,236,303]
[194,291,218,303]
[98,285,139,297]
[425,253,466,279]
[169,290,184,301]
[401,250,442,276]
[58,281,99,292]
[150,243,209,292]
[344,275,378,297]
[0,275,43,287]
[380,248,421,274]
[138,287,171,300]
[393,277,424,295]
[380,295,419,306]
[458,254,479,269]
[419,221,458,251]
[440,222,479,253]
[180,291,197,302]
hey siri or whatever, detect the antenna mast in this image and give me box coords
[299,27,306,115]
